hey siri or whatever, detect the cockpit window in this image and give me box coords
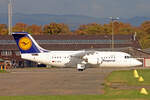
[125,56,130,59]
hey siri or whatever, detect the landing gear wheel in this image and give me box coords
[78,69,84,71]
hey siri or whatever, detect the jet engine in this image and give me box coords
[83,54,102,65]
[87,58,102,65]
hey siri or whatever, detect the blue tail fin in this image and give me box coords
[12,32,49,54]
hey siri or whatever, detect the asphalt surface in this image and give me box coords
[0,67,132,96]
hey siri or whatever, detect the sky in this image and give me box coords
[0,0,150,18]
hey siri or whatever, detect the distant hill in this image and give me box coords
[0,13,150,30]
[120,16,150,26]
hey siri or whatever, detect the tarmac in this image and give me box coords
[0,67,133,96]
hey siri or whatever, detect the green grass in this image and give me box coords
[105,69,150,86]
[0,94,150,100]
[1,69,150,100]
[103,69,150,99]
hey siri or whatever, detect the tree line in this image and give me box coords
[0,21,150,48]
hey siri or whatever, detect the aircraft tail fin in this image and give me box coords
[12,32,49,54]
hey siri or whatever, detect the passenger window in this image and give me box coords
[125,56,130,59]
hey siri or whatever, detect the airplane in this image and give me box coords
[12,32,142,71]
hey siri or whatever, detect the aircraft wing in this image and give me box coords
[66,50,97,69]
[70,50,95,59]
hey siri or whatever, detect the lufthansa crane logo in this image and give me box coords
[19,37,32,50]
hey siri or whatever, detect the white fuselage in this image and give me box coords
[83,51,142,67]
[21,51,142,67]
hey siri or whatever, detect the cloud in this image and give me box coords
[0,0,150,18]
[0,0,9,13]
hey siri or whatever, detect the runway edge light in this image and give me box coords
[139,76,144,82]
[133,70,139,78]
[140,88,148,95]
